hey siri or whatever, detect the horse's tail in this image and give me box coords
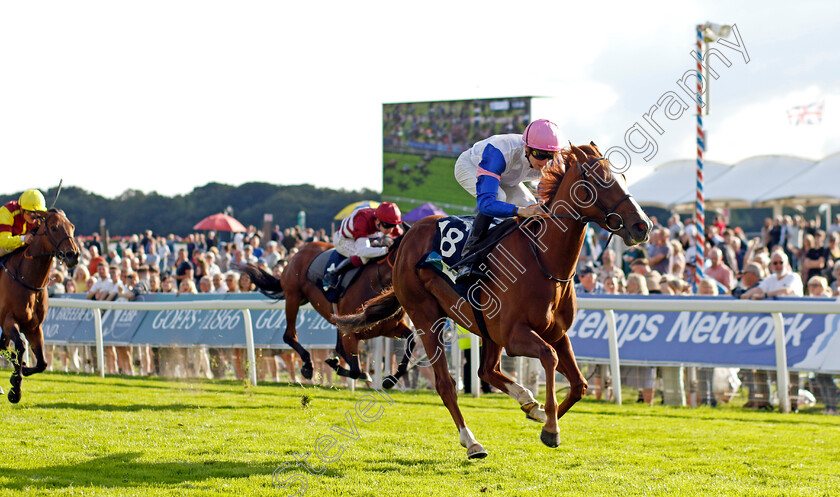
[333,287,404,333]
[239,263,284,300]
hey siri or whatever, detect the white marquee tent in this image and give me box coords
[628,154,839,213]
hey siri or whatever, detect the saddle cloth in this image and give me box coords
[432,215,516,270]
[306,249,364,303]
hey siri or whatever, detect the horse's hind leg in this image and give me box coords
[478,340,546,423]
[383,322,415,390]
[22,327,48,377]
[282,296,313,379]
[414,309,487,459]
[551,334,587,420]
[330,332,371,382]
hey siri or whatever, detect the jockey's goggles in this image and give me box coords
[378,221,396,230]
[529,149,554,161]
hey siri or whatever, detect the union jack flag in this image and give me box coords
[787,100,824,126]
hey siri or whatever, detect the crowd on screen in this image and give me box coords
[384,100,528,153]
[37,211,840,414]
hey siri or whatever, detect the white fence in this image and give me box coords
[49,297,840,413]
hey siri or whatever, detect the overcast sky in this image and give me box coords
[1,0,838,198]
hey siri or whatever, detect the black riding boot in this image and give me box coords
[324,258,353,289]
[453,213,492,283]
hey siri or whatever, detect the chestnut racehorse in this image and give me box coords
[0,209,79,403]
[240,235,416,387]
[336,143,652,458]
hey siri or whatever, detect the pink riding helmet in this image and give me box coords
[522,119,562,151]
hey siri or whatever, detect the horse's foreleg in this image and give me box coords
[282,297,312,379]
[506,325,559,448]
[552,334,587,420]
[22,327,48,377]
[3,320,25,404]
[478,339,546,423]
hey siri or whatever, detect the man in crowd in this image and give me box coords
[706,247,736,293]
[173,248,194,284]
[732,262,763,299]
[262,240,282,269]
[574,265,605,294]
[745,250,803,299]
[648,228,673,275]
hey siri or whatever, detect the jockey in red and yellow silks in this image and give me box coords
[0,189,47,257]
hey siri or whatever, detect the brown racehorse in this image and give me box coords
[336,143,652,458]
[0,209,79,403]
[240,234,416,387]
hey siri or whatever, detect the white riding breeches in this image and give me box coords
[332,232,387,264]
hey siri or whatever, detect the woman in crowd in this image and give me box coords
[238,271,255,292]
[73,266,93,293]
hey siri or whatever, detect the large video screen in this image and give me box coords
[382,97,532,214]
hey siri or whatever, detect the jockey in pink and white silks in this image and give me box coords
[324,202,403,289]
[452,119,564,282]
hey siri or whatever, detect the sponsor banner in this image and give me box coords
[571,296,840,373]
[44,293,339,348]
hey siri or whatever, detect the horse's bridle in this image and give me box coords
[24,212,76,262]
[528,155,634,283]
[543,156,634,233]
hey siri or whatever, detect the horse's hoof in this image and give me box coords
[467,443,488,459]
[324,357,340,371]
[7,389,20,404]
[9,375,21,389]
[521,401,547,423]
[540,428,560,448]
[359,372,372,383]
[382,375,399,390]
[300,363,313,380]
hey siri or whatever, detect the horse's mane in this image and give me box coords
[537,143,605,203]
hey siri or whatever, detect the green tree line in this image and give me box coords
[3,183,379,237]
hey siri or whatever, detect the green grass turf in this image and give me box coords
[0,372,838,496]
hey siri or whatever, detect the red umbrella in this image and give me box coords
[192,213,247,232]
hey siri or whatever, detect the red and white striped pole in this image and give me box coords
[695,25,705,279]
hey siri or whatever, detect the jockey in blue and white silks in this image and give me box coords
[452,119,564,282]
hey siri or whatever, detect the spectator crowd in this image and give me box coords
[573,212,840,415]
[41,224,337,385]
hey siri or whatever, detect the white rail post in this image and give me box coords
[470,334,480,398]
[373,336,383,388]
[604,309,622,405]
[94,308,105,378]
[383,338,392,378]
[772,312,790,413]
[242,309,257,386]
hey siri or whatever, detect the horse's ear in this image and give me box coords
[589,141,600,155]
[569,144,588,165]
